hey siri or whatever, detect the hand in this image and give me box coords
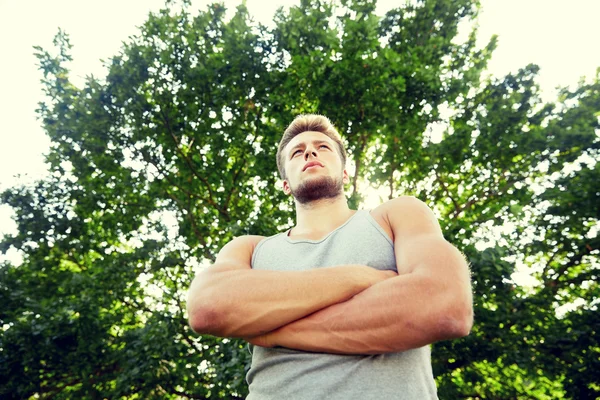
[244,333,275,348]
[345,265,397,289]
[364,267,397,286]
[378,269,398,279]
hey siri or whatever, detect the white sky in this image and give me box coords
[0,0,599,238]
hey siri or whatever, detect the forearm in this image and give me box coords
[187,264,391,338]
[252,249,472,354]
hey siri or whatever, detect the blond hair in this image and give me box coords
[276,114,347,179]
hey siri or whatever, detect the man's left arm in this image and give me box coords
[247,197,473,354]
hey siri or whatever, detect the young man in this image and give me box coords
[187,114,473,399]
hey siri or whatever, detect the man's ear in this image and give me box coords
[283,179,292,195]
[342,169,350,185]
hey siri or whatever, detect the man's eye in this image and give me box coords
[292,150,302,157]
[320,145,330,149]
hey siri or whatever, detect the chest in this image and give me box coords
[253,227,396,272]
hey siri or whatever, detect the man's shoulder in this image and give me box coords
[223,235,267,253]
[371,195,429,220]
[374,195,427,212]
[370,196,438,239]
[234,232,290,252]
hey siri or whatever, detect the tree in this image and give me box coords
[1,0,598,398]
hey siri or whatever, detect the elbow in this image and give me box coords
[440,303,473,339]
[449,310,473,339]
[188,302,223,335]
[187,282,225,335]
[187,272,227,335]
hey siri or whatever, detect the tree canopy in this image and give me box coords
[1,0,598,398]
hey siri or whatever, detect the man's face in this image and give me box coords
[282,131,349,204]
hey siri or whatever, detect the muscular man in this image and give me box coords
[187,114,473,399]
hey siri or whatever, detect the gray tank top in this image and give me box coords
[247,210,438,399]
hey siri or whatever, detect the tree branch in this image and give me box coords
[388,166,394,200]
[351,134,368,198]
[163,188,209,250]
[158,107,228,220]
[434,168,460,217]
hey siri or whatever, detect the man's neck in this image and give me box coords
[291,195,354,237]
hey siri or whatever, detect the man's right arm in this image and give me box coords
[186,235,394,338]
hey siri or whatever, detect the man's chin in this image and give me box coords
[290,177,344,204]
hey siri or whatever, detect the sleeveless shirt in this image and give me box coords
[246,210,438,399]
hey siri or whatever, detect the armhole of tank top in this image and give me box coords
[364,210,394,247]
[250,236,271,269]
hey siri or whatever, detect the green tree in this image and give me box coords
[1,1,598,399]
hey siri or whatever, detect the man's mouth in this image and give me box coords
[303,161,324,171]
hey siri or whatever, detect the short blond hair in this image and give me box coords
[276,114,347,179]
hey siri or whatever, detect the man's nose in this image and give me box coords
[304,148,318,160]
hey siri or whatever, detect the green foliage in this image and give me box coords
[1,0,598,398]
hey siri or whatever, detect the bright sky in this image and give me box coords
[0,0,599,238]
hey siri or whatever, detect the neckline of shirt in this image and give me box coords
[283,209,366,244]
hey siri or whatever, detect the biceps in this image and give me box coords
[212,236,261,271]
[396,235,468,281]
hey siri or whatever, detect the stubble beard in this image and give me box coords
[290,174,344,205]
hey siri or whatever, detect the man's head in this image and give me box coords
[276,114,347,180]
[277,115,349,204]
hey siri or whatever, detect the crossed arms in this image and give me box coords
[186,196,473,355]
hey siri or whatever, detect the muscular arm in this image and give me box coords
[186,235,394,338]
[248,197,473,354]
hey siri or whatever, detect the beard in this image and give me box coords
[290,174,344,204]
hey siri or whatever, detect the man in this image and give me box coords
[187,114,473,399]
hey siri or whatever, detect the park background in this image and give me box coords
[0,0,598,398]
